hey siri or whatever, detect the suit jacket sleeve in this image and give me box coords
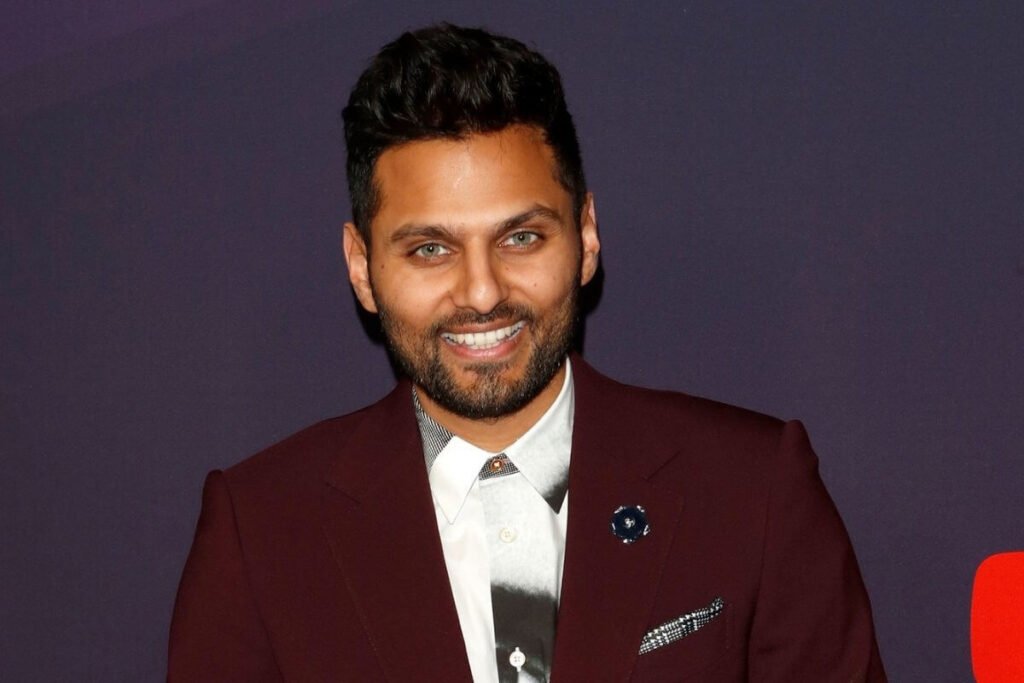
[747,420,885,681]
[168,470,282,682]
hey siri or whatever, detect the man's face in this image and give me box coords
[343,125,600,420]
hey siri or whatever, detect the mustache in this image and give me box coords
[429,303,535,333]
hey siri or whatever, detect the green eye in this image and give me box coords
[414,243,450,258]
[505,232,539,247]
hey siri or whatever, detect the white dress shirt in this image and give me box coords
[416,360,574,683]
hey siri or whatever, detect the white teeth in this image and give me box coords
[442,321,524,350]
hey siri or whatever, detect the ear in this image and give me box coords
[342,222,378,313]
[579,193,601,286]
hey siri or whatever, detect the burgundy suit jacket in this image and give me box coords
[169,357,885,681]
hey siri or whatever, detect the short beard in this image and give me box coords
[376,286,579,420]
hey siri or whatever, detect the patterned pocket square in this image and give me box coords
[638,597,725,655]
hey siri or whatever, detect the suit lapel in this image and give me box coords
[321,381,473,683]
[551,359,688,682]
[318,359,686,682]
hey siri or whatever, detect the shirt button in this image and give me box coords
[499,527,518,543]
[509,646,526,672]
[488,457,504,473]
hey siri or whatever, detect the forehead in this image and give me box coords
[370,126,570,235]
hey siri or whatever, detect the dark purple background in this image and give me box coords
[2,2,1021,680]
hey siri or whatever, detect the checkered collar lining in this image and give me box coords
[412,359,573,519]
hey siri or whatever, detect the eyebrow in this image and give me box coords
[388,204,565,245]
[496,205,564,234]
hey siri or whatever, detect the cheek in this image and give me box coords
[517,253,576,294]
[376,273,451,323]
[530,269,575,300]
[531,276,561,297]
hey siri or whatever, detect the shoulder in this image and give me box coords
[570,356,819,494]
[220,380,412,494]
[573,355,787,447]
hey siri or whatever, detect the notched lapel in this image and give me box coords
[320,383,473,683]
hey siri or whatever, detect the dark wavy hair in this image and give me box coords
[342,23,586,239]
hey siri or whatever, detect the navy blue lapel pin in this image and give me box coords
[610,505,650,544]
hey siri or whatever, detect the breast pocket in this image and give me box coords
[630,606,736,682]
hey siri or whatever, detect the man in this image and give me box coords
[169,24,885,682]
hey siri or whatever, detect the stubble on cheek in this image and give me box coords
[373,289,578,420]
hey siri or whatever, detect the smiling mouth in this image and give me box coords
[440,321,526,350]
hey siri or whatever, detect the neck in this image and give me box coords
[416,363,567,452]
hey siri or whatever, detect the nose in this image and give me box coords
[451,247,508,314]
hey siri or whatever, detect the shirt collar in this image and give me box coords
[413,358,575,524]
